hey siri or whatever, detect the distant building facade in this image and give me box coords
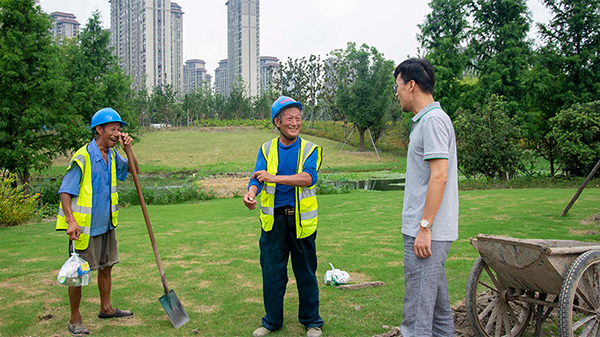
[49,12,80,43]
[260,56,280,93]
[110,0,184,91]
[214,59,229,97]
[183,59,212,93]
[226,0,260,97]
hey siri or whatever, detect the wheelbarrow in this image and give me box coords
[466,234,600,337]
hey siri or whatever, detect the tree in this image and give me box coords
[454,95,523,180]
[275,55,323,126]
[531,0,600,175]
[62,11,134,130]
[549,100,600,177]
[418,0,471,118]
[0,0,87,187]
[225,77,252,120]
[336,43,395,151]
[468,0,532,119]
[150,85,177,125]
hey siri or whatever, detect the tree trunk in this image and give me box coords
[358,127,367,151]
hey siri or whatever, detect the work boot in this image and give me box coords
[307,327,322,337]
[253,326,272,337]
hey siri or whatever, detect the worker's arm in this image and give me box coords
[414,158,448,259]
[251,149,318,187]
[243,185,259,210]
[60,193,81,241]
[251,171,313,187]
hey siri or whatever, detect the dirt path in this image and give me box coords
[198,173,250,198]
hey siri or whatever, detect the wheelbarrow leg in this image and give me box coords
[534,293,557,337]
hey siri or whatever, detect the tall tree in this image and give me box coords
[0,0,86,186]
[63,11,133,128]
[469,0,532,118]
[532,0,600,174]
[336,42,395,151]
[418,0,471,118]
[275,55,323,125]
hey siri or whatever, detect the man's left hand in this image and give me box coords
[119,133,133,148]
[414,227,432,258]
[252,170,276,184]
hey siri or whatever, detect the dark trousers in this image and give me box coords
[259,212,323,331]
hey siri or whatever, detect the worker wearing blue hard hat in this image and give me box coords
[243,96,324,337]
[57,107,139,336]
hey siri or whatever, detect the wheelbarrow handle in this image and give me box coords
[123,144,170,295]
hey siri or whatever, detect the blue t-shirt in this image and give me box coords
[248,137,319,208]
[58,140,129,236]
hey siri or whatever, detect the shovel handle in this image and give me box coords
[123,145,170,295]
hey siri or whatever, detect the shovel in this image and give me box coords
[123,145,190,329]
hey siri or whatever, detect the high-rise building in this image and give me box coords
[214,59,229,97]
[49,12,80,43]
[183,59,212,93]
[226,0,260,97]
[260,56,280,93]
[110,0,184,92]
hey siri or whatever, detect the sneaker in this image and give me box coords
[68,322,89,336]
[253,326,272,337]
[307,327,322,337]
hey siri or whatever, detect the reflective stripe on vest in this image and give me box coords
[56,144,120,250]
[259,137,322,239]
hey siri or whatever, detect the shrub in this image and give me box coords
[118,182,216,206]
[454,94,523,180]
[549,100,600,177]
[0,172,39,227]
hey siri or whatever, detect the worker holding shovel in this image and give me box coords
[243,96,324,337]
[56,107,139,336]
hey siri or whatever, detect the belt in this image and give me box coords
[275,206,295,216]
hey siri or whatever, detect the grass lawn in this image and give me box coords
[46,128,404,177]
[2,187,600,336]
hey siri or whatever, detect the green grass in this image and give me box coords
[43,128,404,177]
[2,187,600,336]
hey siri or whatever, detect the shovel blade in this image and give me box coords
[159,289,190,329]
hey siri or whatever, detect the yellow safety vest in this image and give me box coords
[259,137,322,239]
[56,143,119,250]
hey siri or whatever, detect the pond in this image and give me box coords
[327,178,405,191]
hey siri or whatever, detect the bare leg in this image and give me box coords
[69,286,82,323]
[98,266,115,315]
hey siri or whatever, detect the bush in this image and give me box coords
[454,95,523,180]
[30,177,61,207]
[118,182,216,206]
[0,172,39,227]
[550,100,600,177]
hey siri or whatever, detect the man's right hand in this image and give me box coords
[66,221,80,241]
[243,191,257,210]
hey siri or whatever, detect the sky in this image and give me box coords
[39,0,552,79]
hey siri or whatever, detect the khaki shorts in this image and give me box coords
[69,229,119,270]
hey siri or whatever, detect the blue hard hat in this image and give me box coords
[270,96,302,125]
[90,108,127,130]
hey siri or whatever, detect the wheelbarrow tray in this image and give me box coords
[471,234,600,295]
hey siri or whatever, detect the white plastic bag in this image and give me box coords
[57,250,91,287]
[324,263,350,286]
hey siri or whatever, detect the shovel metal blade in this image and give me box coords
[159,289,190,329]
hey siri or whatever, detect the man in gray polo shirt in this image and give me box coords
[393,58,458,337]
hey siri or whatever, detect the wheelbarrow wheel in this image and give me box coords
[558,250,600,337]
[466,256,533,337]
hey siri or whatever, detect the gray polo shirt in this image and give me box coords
[402,102,458,241]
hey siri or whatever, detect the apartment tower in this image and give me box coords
[110,0,184,91]
[49,12,80,43]
[226,0,260,97]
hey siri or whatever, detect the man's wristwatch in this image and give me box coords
[420,219,432,229]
